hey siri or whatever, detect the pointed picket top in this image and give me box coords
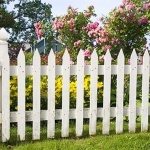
[0,28,10,41]
[117,49,124,62]
[104,50,111,61]
[62,49,70,62]
[130,49,137,60]
[33,49,40,60]
[143,49,149,61]
[18,49,25,60]
[77,49,84,62]
[91,49,98,60]
[48,49,55,60]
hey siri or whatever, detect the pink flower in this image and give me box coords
[122,0,130,5]
[143,3,150,10]
[84,49,91,57]
[67,18,75,30]
[138,16,149,26]
[125,3,135,11]
[86,22,99,31]
[52,18,64,30]
[34,21,43,39]
[118,7,124,13]
[74,40,81,47]
[103,45,112,51]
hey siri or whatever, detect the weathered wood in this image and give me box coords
[141,50,149,132]
[89,50,98,135]
[2,52,10,142]
[129,50,137,133]
[76,50,84,137]
[61,50,70,137]
[8,65,144,76]
[47,50,56,138]
[0,107,146,123]
[33,50,41,140]
[17,49,25,141]
[102,50,111,135]
[116,50,124,134]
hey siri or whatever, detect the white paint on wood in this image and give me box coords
[0,106,148,124]
[47,50,56,138]
[33,50,41,140]
[141,50,149,132]
[89,50,98,135]
[102,50,111,135]
[17,49,25,141]
[116,50,124,134]
[8,65,145,76]
[76,50,84,136]
[129,50,137,133]
[2,52,10,142]
[61,50,70,137]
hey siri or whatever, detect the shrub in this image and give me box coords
[10,76,103,110]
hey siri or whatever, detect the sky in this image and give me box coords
[42,0,122,18]
[8,0,122,18]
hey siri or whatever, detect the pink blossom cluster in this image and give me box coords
[119,0,135,11]
[84,49,91,57]
[34,22,44,39]
[67,18,75,31]
[102,45,112,51]
[95,29,109,44]
[138,16,149,26]
[86,22,99,31]
[125,3,135,11]
[52,18,64,30]
[74,40,81,48]
[143,2,150,10]
[85,22,101,38]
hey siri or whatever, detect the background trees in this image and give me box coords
[0,0,53,45]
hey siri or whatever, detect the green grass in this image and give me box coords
[1,120,150,150]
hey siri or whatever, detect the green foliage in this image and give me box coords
[10,75,103,110]
[10,0,53,44]
[0,0,53,46]
[0,3,15,28]
[102,0,150,58]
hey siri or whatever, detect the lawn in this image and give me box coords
[0,121,150,150]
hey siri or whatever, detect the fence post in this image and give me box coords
[0,28,10,141]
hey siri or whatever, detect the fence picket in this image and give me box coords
[61,50,70,137]
[129,50,137,133]
[89,50,98,135]
[2,52,10,142]
[102,50,111,135]
[76,50,84,136]
[141,50,149,132]
[116,50,124,134]
[47,50,56,138]
[17,49,25,141]
[33,50,41,140]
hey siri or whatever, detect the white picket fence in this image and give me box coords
[0,28,150,142]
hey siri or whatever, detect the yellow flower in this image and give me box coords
[97,82,103,88]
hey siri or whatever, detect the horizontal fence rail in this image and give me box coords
[0,48,149,142]
[6,65,146,76]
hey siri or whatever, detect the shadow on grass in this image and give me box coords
[2,119,149,147]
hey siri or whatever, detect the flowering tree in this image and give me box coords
[52,6,97,61]
[33,0,149,62]
[101,0,150,58]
